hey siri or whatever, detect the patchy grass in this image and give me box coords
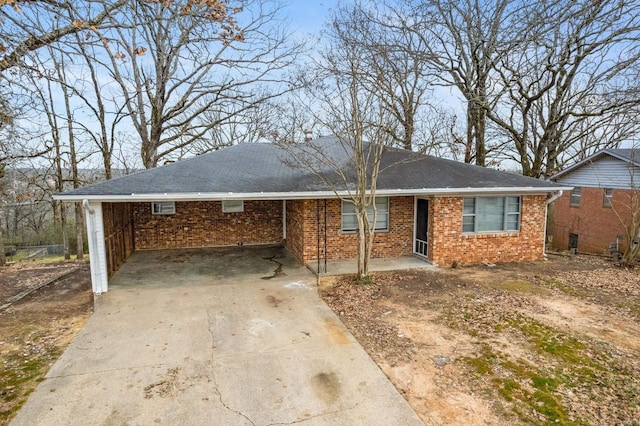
[494,280,551,296]
[0,263,92,426]
[543,278,586,298]
[321,256,640,425]
[0,343,62,424]
[459,311,637,425]
[464,345,576,425]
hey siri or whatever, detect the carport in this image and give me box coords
[77,198,291,294]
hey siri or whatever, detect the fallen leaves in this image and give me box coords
[320,256,640,425]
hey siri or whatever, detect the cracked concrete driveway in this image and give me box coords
[12,246,423,425]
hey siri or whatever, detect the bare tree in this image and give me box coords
[283,12,400,280]
[488,0,640,177]
[399,0,520,165]
[322,1,436,152]
[0,0,127,72]
[96,0,303,168]
[615,188,640,267]
[190,94,284,153]
[0,74,51,266]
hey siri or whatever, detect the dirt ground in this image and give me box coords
[321,254,640,426]
[0,261,93,426]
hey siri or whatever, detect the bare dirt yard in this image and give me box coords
[321,254,640,426]
[0,261,92,425]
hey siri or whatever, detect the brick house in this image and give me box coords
[56,136,566,293]
[550,148,640,254]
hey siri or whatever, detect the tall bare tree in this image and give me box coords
[326,1,436,151]
[400,0,520,165]
[487,0,640,177]
[98,0,303,168]
[284,9,400,280]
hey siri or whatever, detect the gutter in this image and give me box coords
[55,186,574,203]
[546,190,565,205]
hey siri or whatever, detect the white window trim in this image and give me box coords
[151,201,175,215]
[222,200,244,213]
[341,197,389,233]
[462,196,521,234]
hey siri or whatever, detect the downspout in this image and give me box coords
[543,190,564,257]
[83,200,101,294]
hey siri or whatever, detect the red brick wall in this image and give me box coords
[428,195,547,266]
[132,200,283,249]
[286,197,415,263]
[283,199,308,262]
[551,187,633,253]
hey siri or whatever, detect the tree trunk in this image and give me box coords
[75,202,84,260]
[474,104,487,167]
[0,216,6,267]
[464,104,474,163]
[60,202,70,260]
[621,191,640,267]
[356,212,367,280]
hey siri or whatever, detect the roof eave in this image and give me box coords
[54,186,569,202]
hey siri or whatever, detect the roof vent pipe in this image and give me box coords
[303,129,313,142]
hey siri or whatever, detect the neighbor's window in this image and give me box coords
[462,196,520,233]
[342,197,389,232]
[603,188,613,207]
[570,187,581,206]
[151,201,175,215]
[222,200,244,213]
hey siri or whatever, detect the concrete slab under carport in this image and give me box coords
[12,246,423,426]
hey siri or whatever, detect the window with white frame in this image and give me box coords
[462,196,520,233]
[222,200,244,213]
[603,188,613,207]
[570,187,581,206]
[341,197,389,232]
[151,201,175,215]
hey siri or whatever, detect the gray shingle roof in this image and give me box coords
[57,136,564,200]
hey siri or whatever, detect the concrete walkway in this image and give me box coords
[12,247,423,426]
[307,255,436,276]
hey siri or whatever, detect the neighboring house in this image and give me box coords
[55,136,567,293]
[550,148,640,254]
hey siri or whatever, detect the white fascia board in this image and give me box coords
[53,186,571,202]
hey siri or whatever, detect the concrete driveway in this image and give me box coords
[12,246,423,425]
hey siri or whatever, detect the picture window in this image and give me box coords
[462,196,520,233]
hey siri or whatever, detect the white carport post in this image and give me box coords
[83,200,109,294]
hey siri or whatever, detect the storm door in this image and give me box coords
[414,198,428,257]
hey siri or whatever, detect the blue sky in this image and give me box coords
[286,1,340,36]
